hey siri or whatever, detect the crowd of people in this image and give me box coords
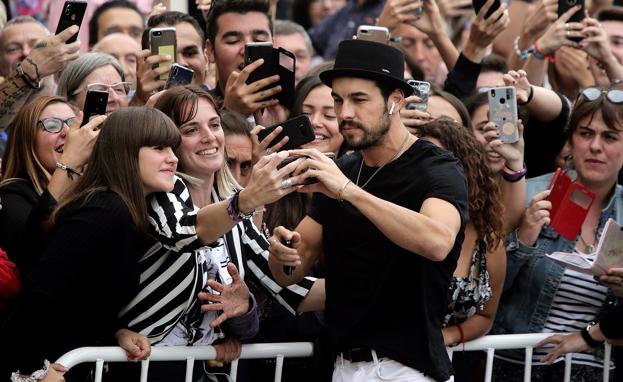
[0,0,622,381]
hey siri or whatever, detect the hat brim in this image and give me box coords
[320,68,414,98]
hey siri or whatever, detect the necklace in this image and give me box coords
[356,132,411,189]
[579,234,596,253]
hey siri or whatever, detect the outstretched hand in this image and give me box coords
[199,263,250,328]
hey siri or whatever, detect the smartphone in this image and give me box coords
[164,64,194,89]
[472,0,501,19]
[55,1,87,44]
[277,152,336,185]
[406,79,430,111]
[150,27,177,81]
[547,168,595,240]
[81,90,108,126]
[244,43,296,109]
[356,25,390,44]
[488,87,518,143]
[245,42,275,86]
[258,115,315,151]
[558,0,585,39]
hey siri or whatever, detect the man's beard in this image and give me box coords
[339,107,391,151]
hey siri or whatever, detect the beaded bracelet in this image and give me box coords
[226,191,255,222]
[55,162,83,180]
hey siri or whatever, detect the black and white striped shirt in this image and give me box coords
[119,177,315,343]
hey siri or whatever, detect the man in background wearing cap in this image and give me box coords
[268,39,468,382]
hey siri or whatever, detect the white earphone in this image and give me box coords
[389,101,395,115]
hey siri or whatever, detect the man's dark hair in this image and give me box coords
[147,11,205,41]
[205,0,272,44]
[221,110,251,137]
[89,0,143,47]
[596,6,623,22]
[481,54,508,74]
[374,80,395,103]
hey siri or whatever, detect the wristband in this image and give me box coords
[55,161,83,180]
[581,321,604,348]
[514,37,535,60]
[226,190,255,222]
[534,40,555,63]
[517,85,534,106]
[15,63,41,90]
[501,165,527,182]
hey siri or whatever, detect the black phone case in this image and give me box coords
[257,115,314,151]
[472,0,500,19]
[165,64,194,89]
[56,1,87,44]
[558,0,585,28]
[81,90,108,126]
[244,45,296,109]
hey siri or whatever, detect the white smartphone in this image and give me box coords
[488,87,519,144]
[356,25,389,44]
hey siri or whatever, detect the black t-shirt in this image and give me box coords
[308,138,469,382]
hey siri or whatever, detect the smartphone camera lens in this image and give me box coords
[500,97,506,104]
[154,31,162,36]
[491,89,496,97]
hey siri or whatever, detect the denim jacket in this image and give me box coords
[492,172,619,336]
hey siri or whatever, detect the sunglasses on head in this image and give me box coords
[38,117,76,133]
[579,87,623,104]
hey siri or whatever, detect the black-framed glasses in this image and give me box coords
[579,87,623,104]
[38,117,76,133]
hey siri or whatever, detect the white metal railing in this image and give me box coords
[55,342,314,382]
[447,333,612,382]
[55,334,612,382]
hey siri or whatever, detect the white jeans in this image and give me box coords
[332,351,454,382]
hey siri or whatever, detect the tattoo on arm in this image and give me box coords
[0,77,34,127]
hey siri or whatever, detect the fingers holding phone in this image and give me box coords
[251,125,288,164]
[132,49,171,105]
[224,61,281,115]
[269,226,302,267]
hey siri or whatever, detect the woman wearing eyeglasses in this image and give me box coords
[492,85,623,381]
[0,96,104,274]
[57,52,131,115]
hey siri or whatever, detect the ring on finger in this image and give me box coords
[281,178,293,189]
[266,147,273,155]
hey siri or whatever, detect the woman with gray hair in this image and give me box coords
[57,52,130,115]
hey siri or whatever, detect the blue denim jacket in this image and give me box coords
[492,172,619,336]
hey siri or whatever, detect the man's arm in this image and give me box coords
[346,192,461,261]
[0,75,35,128]
[288,148,464,262]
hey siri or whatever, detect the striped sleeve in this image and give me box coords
[239,220,316,315]
[147,176,203,253]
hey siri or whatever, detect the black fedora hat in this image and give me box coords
[319,39,414,97]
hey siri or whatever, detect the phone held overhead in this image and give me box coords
[488,86,519,144]
[56,1,87,44]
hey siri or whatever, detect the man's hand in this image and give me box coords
[115,328,151,361]
[23,25,81,79]
[223,59,281,116]
[580,18,617,65]
[199,263,250,327]
[131,49,172,106]
[376,0,423,34]
[287,148,353,199]
[555,47,595,88]
[409,0,447,38]
[269,226,303,267]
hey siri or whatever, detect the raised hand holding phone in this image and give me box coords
[150,28,176,81]
[55,1,87,44]
[488,87,519,144]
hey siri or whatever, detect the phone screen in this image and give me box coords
[279,51,295,72]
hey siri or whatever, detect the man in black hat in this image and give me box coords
[267,39,468,382]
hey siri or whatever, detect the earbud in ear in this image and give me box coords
[389,101,395,115]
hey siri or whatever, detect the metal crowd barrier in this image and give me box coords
[447,333,612,382]
[56,334,612,382]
